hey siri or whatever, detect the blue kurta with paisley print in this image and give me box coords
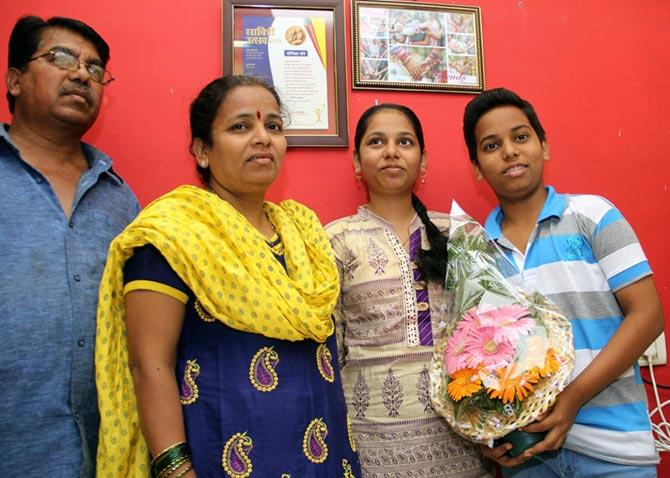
[125,245,359,477]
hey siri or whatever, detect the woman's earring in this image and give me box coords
[420,171,427,184]
[355,173,364,183]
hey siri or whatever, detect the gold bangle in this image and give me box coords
[173,464,193,478]
[158,457,190,478]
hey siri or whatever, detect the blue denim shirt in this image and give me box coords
[0,124,139,477]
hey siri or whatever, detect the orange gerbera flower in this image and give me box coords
[447,367,483,401]
[536,348,560,378]
[488,365,539,404]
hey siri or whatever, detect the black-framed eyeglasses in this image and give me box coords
[26,49,114,86]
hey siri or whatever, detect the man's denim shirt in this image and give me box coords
[0,125,139,477]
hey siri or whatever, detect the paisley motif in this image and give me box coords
[179,359,200,405]
[316,344,335,383]
[249,347,279,392]
[194,300,216,322]
[342,458,356,478]
[346,415,357,452]
[303,418,329,464]
[222,432,253,478]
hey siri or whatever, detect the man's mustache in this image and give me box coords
[60,84,93,106]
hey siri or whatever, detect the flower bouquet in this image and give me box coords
[429,202,575,449]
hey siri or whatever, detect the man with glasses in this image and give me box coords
[1,15,138,477]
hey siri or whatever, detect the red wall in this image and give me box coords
[2,0,669,473]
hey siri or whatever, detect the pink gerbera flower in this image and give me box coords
[477,304,535,343]
[463,326,515,370]
[455,307,482,334]
[445,327,471,374]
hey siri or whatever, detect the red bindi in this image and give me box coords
[256,110,261,119]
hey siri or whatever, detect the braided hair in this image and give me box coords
[411,193,448,282]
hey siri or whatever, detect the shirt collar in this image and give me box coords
[0,123,123,186]
[484,186,566,240]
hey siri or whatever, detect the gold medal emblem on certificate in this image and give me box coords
[285,26,306,45]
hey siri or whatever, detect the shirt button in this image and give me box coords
[69,220,74,228]
[74,412,80,420]
[35,176,44,183]
[77,338,86,347]
[73,275,81,282]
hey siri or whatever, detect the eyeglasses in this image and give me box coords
[26,49,114,85]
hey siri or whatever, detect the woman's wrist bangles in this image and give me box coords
[151,441,192,478]
[173,465,193,478]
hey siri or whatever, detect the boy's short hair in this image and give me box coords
[463,87,546,164]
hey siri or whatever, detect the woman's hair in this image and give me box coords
[463,87,546,164]
[189,75,283,185]
[354,103,447,283]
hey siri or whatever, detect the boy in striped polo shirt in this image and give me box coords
[462,88,664,477]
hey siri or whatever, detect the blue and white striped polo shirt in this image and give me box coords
[484,186,658,465]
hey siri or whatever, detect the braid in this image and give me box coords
[411,193,448,283]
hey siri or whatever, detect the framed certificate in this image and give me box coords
[352,0,485,94]
[223,0,348,147]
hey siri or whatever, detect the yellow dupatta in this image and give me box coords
[95,185,339,477]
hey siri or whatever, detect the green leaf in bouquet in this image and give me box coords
[471,391,500,412]
[513,398,523,417]
[461,389,499,414]
[478,277,514,298]
[458,278,486,312]
[453,228,488,253]
[490,397,523,418]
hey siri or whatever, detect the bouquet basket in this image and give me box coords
[429,202,575,445]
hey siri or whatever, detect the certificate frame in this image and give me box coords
[352,0,485,94]
[223,0,348,147]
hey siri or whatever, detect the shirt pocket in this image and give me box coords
[92,210,129,263]
[93,209,127,233]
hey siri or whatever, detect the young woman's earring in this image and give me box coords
[420,171,427,184]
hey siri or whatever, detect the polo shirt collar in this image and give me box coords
[484,186,567,240]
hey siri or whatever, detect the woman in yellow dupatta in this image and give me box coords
[96,76,360,478]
